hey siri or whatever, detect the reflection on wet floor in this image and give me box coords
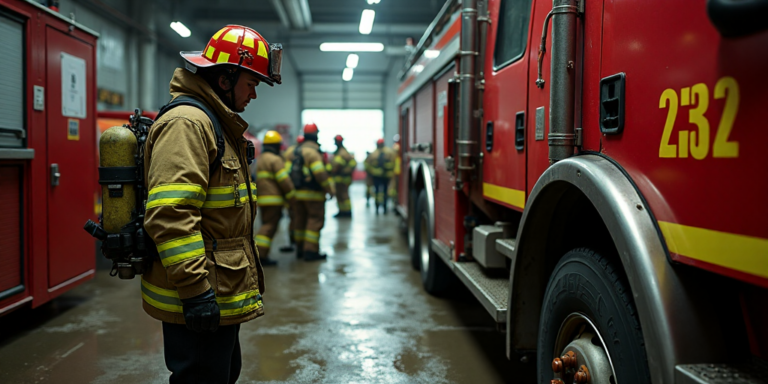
[0,183,519,383]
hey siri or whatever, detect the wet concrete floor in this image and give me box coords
[0,183,521,383]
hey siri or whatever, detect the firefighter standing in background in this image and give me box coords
[278,135,303,252]
[331,135,356,218]
[143,25,281,383]
[364,151,373,207]
[255,130,295,266]
[293,124,334,261]
[365,139,396,214]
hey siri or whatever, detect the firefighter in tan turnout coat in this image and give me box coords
[254,130,295,266]
[142,25,282,383]
[293,123,334,261]
[331,135,356,218]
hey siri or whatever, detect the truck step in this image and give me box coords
[676,359,768,384]
[453,261,509,323]
[495,238,516,259]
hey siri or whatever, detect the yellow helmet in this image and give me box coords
[263,130,282,144]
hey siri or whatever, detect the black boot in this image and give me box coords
[279,244,295,252]
[303,251,327,262]
[296,248,304,259]
[260,258,278,267]
[334,211,352,218]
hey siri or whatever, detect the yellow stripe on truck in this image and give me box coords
[658,221,768,279]
[482,183,525,209]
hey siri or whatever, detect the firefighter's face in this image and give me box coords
[233,72,260,112]
[220,72,259,112]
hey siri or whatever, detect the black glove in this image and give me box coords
[181,288,220,332]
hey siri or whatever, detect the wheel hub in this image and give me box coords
[551,313,616,384]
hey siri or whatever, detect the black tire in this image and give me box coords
[537,248,651,384]
[408,188,420,270]
[414,189,453,295]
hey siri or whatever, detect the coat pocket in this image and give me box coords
[212,249,251,297]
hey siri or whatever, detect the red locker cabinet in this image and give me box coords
[0,0,97,316]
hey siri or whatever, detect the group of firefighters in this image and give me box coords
[250,124,401,266]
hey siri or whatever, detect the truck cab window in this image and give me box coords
[493,0,533,69]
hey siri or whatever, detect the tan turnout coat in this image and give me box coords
[255,151,295,206]
[142,68,265,326]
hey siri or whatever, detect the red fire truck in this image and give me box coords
[0,0,97,316]
[396,0,768,382]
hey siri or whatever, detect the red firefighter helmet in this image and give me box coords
[376,138,385,146]
[303,123,319,134]
[180,25,282,86]
[297,136,305,144]
[335,135,343,142]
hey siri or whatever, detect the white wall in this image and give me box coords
[239,57,300,137]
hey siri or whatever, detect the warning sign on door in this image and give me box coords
[61,52,87,119]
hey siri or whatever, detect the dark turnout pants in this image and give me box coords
[255,205,283,259]
[373,176,390,211]
[163,322,242,384]
[295,198,325,253]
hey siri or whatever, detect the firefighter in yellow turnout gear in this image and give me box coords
[292,124,334,261]
[331,135,356,218]
[143,25,283,383]
[388,142,401,204]
[255,131,295,266]
[278,136,303,253]
[365,138,396,214]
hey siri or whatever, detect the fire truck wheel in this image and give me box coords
[537,248,651,384]
[408,189,420,271]
[414,189,452,295]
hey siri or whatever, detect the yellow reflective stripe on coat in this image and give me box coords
[256,171,274,180]
[369,168,384,176]
[334,156,346,165]
[257,195,285,206]
[295,190,325,201]
[255,235,272,247]
[309,161,325,174]
[304,230,320,243]
[334,176,352,184]
[286,190,295,199]
[146,183,206,209]
[141,278,262,316]
[275,169,289,182]
[203,183,250,208]
[156,232,205,266]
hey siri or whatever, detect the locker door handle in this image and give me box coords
[51,163,61,187]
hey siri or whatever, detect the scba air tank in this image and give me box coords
[99,126,137,233]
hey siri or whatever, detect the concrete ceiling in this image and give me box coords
[172,0,443,79]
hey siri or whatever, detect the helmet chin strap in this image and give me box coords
[225,48,255,112]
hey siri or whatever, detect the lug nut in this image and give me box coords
[552,357,563,372]
[574,365,590,384]
[561,351,578,369]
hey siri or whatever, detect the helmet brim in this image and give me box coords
[180,51,275,87]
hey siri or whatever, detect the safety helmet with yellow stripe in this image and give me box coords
[263,130,282,145]
[181,25,283,86]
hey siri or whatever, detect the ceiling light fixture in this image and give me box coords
[424,49,440,59]
[343,67,354,81]
[413,65,425,73]
[170,21,191,38]
[346,54,360,69]
[319,42,385,52]
[359,9,375,35]
[366,0,381,4]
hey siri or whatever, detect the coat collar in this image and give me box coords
[168,68,249,138]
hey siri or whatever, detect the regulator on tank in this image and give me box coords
[84,109,156,279]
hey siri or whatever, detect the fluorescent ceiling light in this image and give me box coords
[343,67,354,81]
[320,42,384,52]
[346,54,359,69]
[413,65,424,73]
[170,21,191,38]
[359,9,375,35]
[367,0,381,4]
[424,49,440,59]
